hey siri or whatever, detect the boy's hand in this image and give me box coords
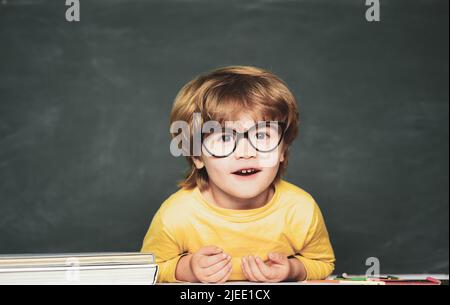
[190,245,233,284]
[241,252,291,282]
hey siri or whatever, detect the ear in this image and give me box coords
[279,145,286,163]
[192,157,205,169]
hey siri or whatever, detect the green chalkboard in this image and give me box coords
[0,0,448,275]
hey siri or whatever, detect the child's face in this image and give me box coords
[193,114,285,199]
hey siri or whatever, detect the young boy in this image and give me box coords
[141,66,335,283]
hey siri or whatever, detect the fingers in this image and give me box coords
[205,261,233,283]
[199,252,229,268]
[198,245,223,256]
[247,256,269,282]
[216,263,233,284]
[241,256,260,282]
[204,255,232,276]
[255,256,274,280]
[268,252,287,264]
[192,246,235,283]
[241,257,253,281]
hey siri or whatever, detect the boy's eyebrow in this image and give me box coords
[202,120,283,132]
[222,121,276,132]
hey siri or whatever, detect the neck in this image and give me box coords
[203,182,275,210]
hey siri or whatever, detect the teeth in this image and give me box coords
[240,169,255,174]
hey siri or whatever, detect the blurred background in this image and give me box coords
[0,0,448,275]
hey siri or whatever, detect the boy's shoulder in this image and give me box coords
[156,187,198,221]
[278,179,319,213]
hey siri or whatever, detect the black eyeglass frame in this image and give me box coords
[201,121,287,158]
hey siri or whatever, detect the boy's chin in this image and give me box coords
[227,186,266,199]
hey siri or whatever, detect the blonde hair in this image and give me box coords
[169,65,299,191]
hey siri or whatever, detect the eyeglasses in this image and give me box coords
[201,121,286,158]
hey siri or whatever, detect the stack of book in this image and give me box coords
[0,252,158,285]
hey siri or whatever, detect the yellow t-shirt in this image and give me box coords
[141,179,335,283]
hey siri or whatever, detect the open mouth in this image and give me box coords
[231,168,262,176]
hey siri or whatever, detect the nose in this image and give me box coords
[234,137,257,159]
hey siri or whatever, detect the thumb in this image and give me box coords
[198,245,223,256]
[268,252,287,264]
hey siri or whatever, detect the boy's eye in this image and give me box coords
[220,134,233,142]
[256,132,269,140]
